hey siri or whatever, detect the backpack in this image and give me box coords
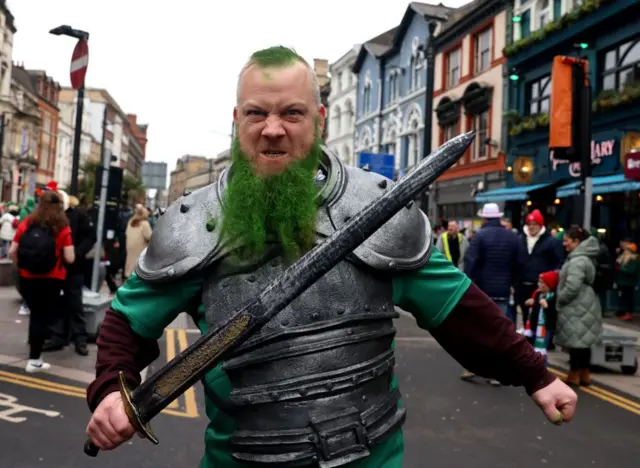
[17,223,59,274]
[592,242,614,294]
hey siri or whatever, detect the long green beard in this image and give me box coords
[220,138,322,261]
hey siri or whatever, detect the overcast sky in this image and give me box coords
[7,0,469,171]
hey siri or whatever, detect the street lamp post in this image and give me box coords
[49,25,89,197]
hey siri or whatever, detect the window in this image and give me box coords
[520,10,531,38]
[475,29,492,73]
[446,48,461,88]
[527,75,551,115]
[553,0,561,19]
[471,111,489,161]
[602,39,640,91]
[443,123,461,165]
[406,119,420,168]
[389,72,400,102]
[537,0,550,28]
[363,84,372,114]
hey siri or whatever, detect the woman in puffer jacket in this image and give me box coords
[556,226,603,387]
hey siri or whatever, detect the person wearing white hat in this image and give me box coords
[462,202,520,385]
[477,202,503,219]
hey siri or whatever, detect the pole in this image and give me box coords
[582,74,593,230]
[422,21,437,219]
[91,104,109,292]
[0,114,5,200]
[70,85,85,196]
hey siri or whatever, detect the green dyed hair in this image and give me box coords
[237,46,321,106]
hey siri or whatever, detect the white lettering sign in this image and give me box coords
[0,393,60,423]
[628,158,640,170]
[550,139,616,178]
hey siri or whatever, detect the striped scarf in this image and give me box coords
[523,290,551,361]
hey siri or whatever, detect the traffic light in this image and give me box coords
[549,56,590,164]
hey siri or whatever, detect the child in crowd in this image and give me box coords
[524,271,559,361]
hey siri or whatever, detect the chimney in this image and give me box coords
[127,114,137,127]
[313,59,330,87]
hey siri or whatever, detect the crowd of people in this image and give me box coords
[4,180,158,373]
[436,202,639,386]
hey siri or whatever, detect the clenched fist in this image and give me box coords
[531,378,578,425]
[86,391,136,450]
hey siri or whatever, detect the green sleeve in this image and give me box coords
[111,272,203,340]
[392,249,472,330]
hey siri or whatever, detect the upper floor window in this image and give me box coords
[336,72,342,93]
[537,0,551,28]
[527,75,551,115]
[520,9,531,38]
[471,111,489,162]
[474,28,492,73]
[389,70,401,102]
[602,38,640,92]
[447,48,461,88]
[363,83,372,114]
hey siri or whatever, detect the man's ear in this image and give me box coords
[317,105,326,135]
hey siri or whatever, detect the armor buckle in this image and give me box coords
[310,406,370,467]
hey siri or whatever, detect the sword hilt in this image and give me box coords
[83,371,159,457]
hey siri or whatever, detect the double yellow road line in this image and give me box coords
[0,370,86,399]
[548,367,640,416]
[0,328,200,419]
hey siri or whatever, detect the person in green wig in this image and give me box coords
[85,46,577,468]
[19,197,36,221]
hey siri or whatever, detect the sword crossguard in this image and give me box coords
[83,371,159,457]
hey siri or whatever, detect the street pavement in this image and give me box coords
[1,292,640,467]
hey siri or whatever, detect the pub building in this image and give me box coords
[475,0,640,248]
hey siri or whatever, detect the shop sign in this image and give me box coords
[625,151,640,181]
[550,139,617,178]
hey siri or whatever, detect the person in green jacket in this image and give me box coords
[19,197,35,221]
[616,242,639,321]
[85,46,577,468]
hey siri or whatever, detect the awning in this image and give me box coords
[475,183,551,203]
[557,174,640,198]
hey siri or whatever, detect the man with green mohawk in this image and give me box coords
[85,46,576,467]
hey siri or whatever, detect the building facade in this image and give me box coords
[327,46,358,166]
[352,3,452,178]
[431,0,508,224]
[477,0,640,240]
[0,2,16,200]
[28,70,60,186]
[168,155,208,204]
[6,64,40,203]
[55,110,73,189]
[185,150,231,193]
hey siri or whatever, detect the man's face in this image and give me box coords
[527,222,541,236]
[447,221,458,236]
[234,62,326,178]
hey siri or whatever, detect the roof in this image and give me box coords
[384,2,454,57]
[434,0,505,47]
[352,27,398,73]
[11,65,37,96]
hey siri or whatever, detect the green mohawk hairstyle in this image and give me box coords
[248,45,307,68]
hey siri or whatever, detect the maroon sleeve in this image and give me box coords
[429,283,556,395]
[86,308,160,412]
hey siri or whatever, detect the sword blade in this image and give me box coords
[131,132,475,423]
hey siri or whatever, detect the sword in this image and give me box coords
[84,132,474,457]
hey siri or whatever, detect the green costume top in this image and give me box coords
[112,249,471,468]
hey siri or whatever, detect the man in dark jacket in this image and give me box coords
[44,190,97,356]
[463,203,520,384]
[516,209,564,326]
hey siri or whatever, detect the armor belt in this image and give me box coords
[230,388,405,468]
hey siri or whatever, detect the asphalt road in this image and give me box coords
[0,315,639,467]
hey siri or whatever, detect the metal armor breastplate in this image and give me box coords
[202,249,405,467]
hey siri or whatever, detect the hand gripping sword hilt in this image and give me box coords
[83,371,159,457]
